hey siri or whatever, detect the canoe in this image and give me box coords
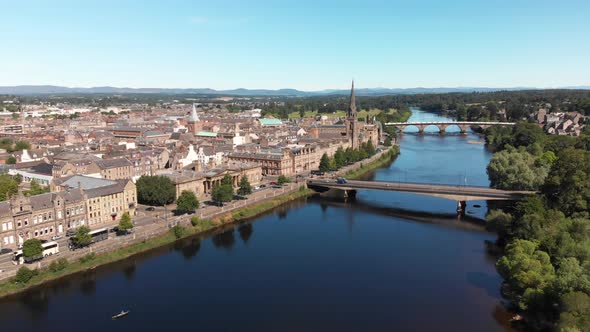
[112,310,129,319]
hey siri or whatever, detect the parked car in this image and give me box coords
[51,235,63,241]
[270,181,277,185]
[146,206,156,211]
[0,248,12,255]
[66,229,77,237]
[259,184,267,188]
[254,186,260,190]
[272,185,282,189]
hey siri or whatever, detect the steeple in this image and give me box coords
[189,103,200,122]
[347,80,357,118]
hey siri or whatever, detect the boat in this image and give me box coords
[112,310,130,319]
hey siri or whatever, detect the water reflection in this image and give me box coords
[123,261,137,281]
[212,229,235,250]
[79,275,96,296]
[238,223,253,244]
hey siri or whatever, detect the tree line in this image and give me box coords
[484,123,590,330]
[319,140,377,172]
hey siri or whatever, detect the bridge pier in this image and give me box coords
[458,125,469,134]
[456,201,467,214]
[417,124,426,134]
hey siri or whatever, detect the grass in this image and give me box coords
[232,186,314,221]
[344,146,400,180]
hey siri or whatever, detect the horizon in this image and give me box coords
[1,0,589,90]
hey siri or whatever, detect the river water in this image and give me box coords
[0,109,512,332]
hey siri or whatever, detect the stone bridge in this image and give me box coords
[383,121,515,134]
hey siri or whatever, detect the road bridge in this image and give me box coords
[383,121,515,134]
[307,179,535,203]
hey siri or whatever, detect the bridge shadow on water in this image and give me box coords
[308,195,492,233]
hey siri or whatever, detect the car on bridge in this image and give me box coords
[336,177,348,184]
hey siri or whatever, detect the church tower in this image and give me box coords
[187,103,201,135]
[346,81,360,149]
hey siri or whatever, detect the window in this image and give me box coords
[34,231,38,236]
[58,211,62,219]
[17,220,21,227]
[8,222,12,230]
[1,223,5,231]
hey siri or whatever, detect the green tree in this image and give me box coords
[497,240,556,310]
[0,174,18,201]
[22,239,43,258]
[333,147,346,168]
[237,176,252,196]
[319,153,331,172]
[277,175,289,185]
[176,190,199,214]
[136,175,176,206]
[512,122,546,149]
[14,141,30,151]
[364,139,376,156]
[558,292,590,331]
[73,225,92,248]
[221,173,233,187]
[384,137,392,147]
[212,183,233,206]
[172,225,187,239]
[26,180,49,196]
[486,210,514,242]
[118,212,133,233]
[543,148,590,215]
[486,147,549,190]
[14,266,37,284]
[6,156,16,164]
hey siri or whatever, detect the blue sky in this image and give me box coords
[1,0,588,90]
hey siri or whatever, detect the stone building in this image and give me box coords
[164,164,262,200]
[0,175,136,249]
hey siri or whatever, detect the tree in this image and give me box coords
[6,156,16,164]
[333,147,346,169]
[496,239,555,310]
[486,147,549,190]
[14,266,37,284]
[118,212,133,233]
[319,153,330,172]
[364,139,376,156]
[73,225,92,248]
[176,190,199,214]
[237,176,252,196]
[22,239,43,258]
[26,179,49,196]
[543,148,590,215]
[384,137,392,147]
[136,175,176,206]
[14,141,30,151]
[277,175,289,185]
[211,183,233,206]
[558,292,590,331]
[512,123,546,149]
[0,174,18,201]
[221,173,233,187]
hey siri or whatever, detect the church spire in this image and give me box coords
[189,103,200,122]
[348,80,356,118]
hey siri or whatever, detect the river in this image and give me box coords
[0,109,512,332]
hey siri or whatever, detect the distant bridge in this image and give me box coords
[383,121,515,133]
[307,179,535,202]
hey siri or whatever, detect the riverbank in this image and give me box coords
[0,145,400,298]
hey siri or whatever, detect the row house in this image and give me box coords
[0,175,137,249]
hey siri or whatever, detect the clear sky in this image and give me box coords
[1,0,588,90]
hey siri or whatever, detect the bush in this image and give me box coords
[172,225,186,239]
[14,266,38,284]
[277,175,290,185]
[191,216,200,227]
[49,258,69,273]
[79,253,96,264]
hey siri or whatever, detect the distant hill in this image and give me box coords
[0,85,588,96]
